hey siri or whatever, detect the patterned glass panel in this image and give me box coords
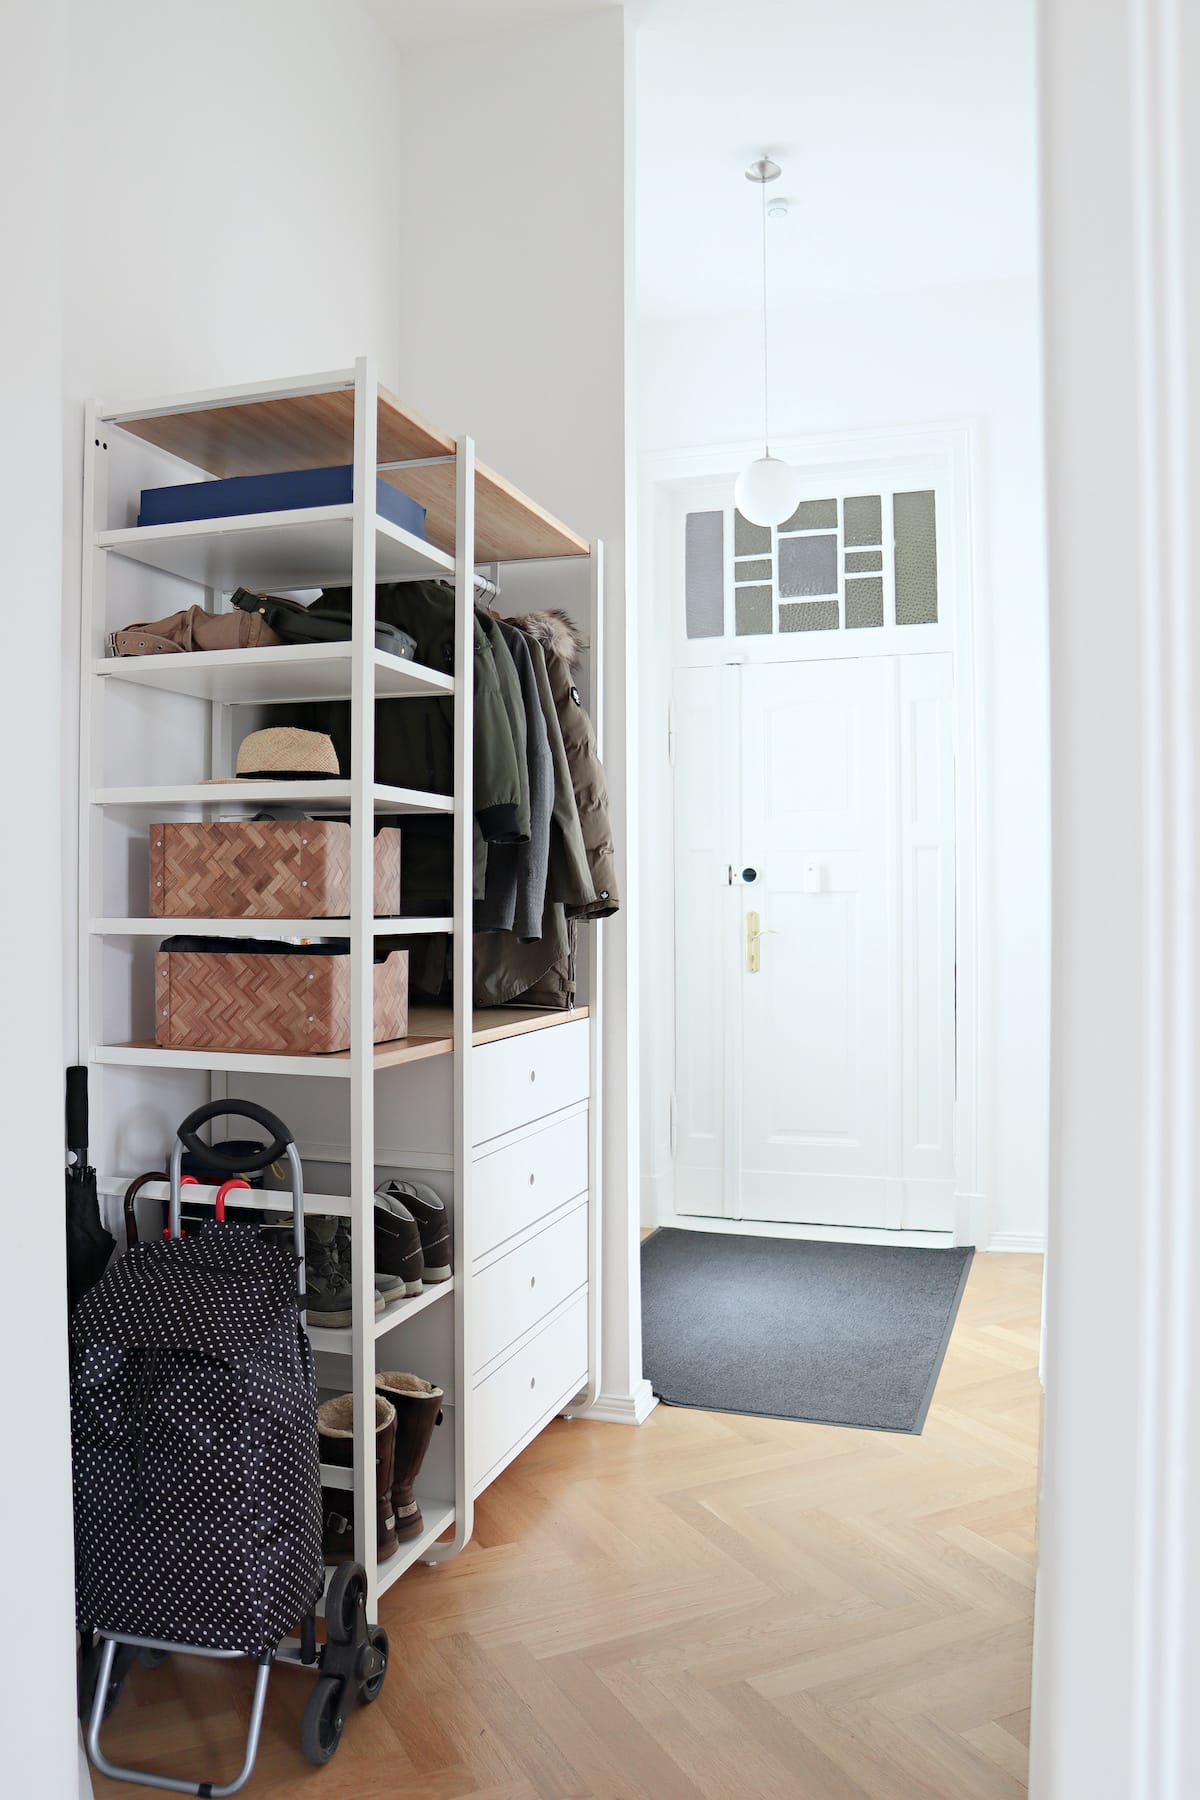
[894,490,938,623]
[735,556,772,582]
[844,494,882,546]
[735,584,772,635]
[734,510,771,555]
[779,534,837,598]
[845,576,885,629]
[845,549,882,573]
[780,600,840,632]
[780,497,837,532]
[684,511,724,639]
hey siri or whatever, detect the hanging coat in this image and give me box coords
[514,609,619,919]
[71,1221,323,1657]
[476,621,553,941]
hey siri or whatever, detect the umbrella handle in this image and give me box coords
[66,1065,89,1161]
[122,1171,168,1249]
[213,1177,251,1223]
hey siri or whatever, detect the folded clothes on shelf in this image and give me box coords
[137,462,427,541]
[109,603,281,656]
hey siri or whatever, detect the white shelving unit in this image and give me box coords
[78,357,603,1617]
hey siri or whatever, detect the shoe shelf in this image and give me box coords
[95,642,455,706]
[91,780,452,816]
[308,1280,455,1353]
[98,506,454,590]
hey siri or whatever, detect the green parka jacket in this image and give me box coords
[295,580,525,841]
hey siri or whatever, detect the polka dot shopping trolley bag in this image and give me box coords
[71,1100,388,1794]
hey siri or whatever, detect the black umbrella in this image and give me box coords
[65,1066,114,1309]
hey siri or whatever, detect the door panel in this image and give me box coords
[740,658,894,1226]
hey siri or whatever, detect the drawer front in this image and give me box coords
[473,1202,588,1373]
[472,1018,590,1146]
[472,1293,589,1490]
[473,1108,589,1260]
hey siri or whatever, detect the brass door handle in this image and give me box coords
[745,911,778,973]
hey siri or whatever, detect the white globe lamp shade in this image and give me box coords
[734,454,803,528]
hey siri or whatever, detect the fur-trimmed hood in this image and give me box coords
[514,607,585,671]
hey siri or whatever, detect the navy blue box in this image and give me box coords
[138,464,427,539]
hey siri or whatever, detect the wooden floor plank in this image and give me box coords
[89,1250,1041,1797]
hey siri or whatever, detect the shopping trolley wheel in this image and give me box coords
[301,1674,347,1765]
[324,1562,368,1646]
[359,1625,389,1704]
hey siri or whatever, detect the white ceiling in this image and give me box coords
[368,0,623,50]
[635,0,1039,318]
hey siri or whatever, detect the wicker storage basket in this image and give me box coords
[154,940,409,1054]
[149,820,401,919]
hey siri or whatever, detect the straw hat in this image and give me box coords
[206,727,341,782]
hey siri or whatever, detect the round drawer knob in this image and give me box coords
[528,1172,536,1186]
[529,1376,537,1390]
[529,1069,537,1083]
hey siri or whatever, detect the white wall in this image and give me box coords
[0,7,79,1794]
[391,10,649,1417]
[638,275,1050,1250]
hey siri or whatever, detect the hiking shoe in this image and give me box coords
[373,1187,424,1297]
[303,1217,385,1326]
[376,1178,452,1283]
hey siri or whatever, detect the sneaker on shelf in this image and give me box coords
[376,1178,452,1283]
[372,1187,424,1299]
[303,1217,385,1327]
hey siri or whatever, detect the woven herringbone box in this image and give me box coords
[154,942,409,1054]
[148,820,401,918]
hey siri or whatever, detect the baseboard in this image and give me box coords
[640,1166,672,1229]
[986,1231,1048,1253]
[571,1379,659,1426]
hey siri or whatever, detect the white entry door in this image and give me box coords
[673,652,956,1232]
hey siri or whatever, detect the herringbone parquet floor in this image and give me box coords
[88,1251,1041,1799]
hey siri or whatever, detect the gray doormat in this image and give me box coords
[641,1229,973,1434]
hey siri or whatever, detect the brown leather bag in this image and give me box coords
[110,606,282,657]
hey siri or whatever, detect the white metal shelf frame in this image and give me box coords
[77,356,603,1621]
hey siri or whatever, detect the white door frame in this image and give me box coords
[642,422,990,1248]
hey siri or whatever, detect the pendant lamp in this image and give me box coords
[734,155,802,529]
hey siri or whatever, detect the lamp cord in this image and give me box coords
[760,162,770,459]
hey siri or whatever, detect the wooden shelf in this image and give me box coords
[91,779,452,816]
[96,642,454,706]
[109,382,590,565]
[93,1006,589,1079]
[91,916,454,938]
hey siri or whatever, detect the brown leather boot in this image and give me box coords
[317,1394,399,1563]
[375,1372,444,1540]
